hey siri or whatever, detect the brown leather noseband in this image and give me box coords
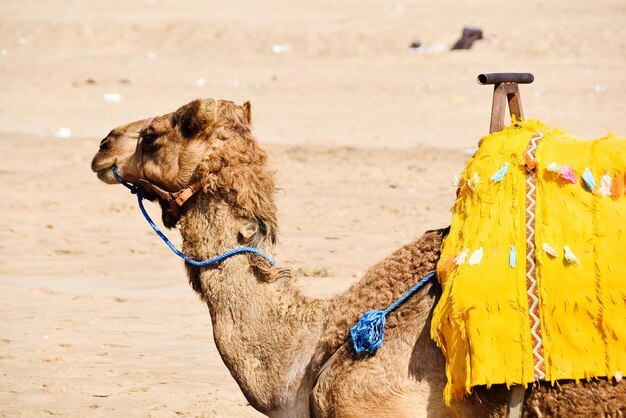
[134,176,203,219]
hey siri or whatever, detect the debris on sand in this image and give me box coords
[451,27,483,50]
[102,93,122,103]
[409,41,446,55]
[593,84,606,94]
[271,44,290,54]
[408,41,421,53]
[54,127,72,139]
[425,43,447,55]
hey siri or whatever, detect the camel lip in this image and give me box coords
[95,166,119,184]
[93,163,113,174]
[91,153,115,172]
[92,159,121,184]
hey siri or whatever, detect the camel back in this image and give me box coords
[431,119,626,404]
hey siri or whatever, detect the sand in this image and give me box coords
[1,0,624,416]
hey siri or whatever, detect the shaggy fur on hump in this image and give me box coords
[184,99,278,245]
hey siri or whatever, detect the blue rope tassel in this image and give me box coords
[350,271,435,354]
[112,166,275,267]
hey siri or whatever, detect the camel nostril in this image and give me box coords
[99,137,110,151]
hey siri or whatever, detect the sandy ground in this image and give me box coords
[1,1,624,416]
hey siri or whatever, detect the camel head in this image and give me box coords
[91,99,278,243]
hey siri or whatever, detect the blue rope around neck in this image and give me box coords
[112,166,275,267]
[350,271,435,354]
[113,166,429,352]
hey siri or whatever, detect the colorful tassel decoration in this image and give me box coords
[542,243,558,258]
[455,248,469,265]
[599,173,612,197]
[546,162,578,184]
[509,246,516,268]
[441,256,455,274]
[611,175,624,200]
[524,153,537,170]
[468,172,481,190]
[582,168,596,192]
[468,247,484,266]
[492,163,509,183]
[559,165,578,184]
[563,246,580,264]
[546,162,559,173]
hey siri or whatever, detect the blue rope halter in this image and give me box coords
[112,166,429,354]
[112,166,275,267]
[350,271,435,354]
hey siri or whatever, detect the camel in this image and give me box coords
[91,98,626,417]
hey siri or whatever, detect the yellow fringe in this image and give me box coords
[431,120,626,405]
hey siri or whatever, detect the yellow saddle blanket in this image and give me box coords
[431,120,626,404]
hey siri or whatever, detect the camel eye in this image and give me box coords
[141,131,160,144]
[141,131,161,153]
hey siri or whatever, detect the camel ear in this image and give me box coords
[242,101,252,125]
[239,222,258,240]
[205,98,218,117]
[238,219,274,247]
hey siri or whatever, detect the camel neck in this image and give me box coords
[174,195,448,415]
[177,197,330,414]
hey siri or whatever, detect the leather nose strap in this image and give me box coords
[134,135,146,179]
[133,117,153,179]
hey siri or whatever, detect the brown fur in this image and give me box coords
[193,100,279,246]
[91,99,626,417]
